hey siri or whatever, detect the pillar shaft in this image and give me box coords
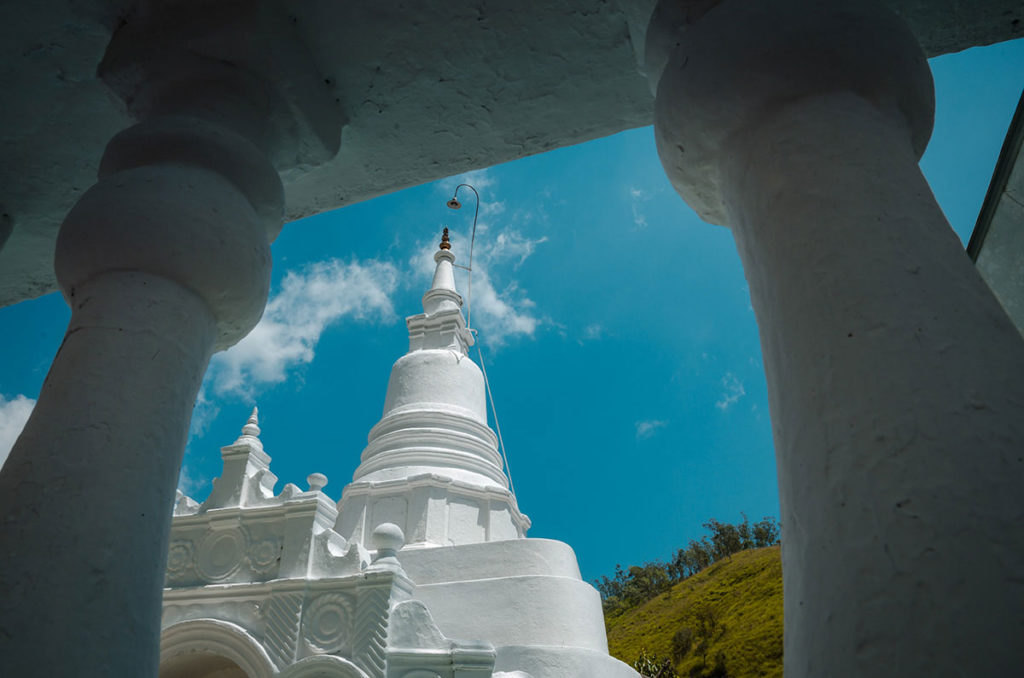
[0,3,346,670]
[647,0,1024,674]
[0,124,275,673]
[0,273,216,675]
[723,91,1024,676]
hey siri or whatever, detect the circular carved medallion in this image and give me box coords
[166,540,194,579]
[196,527,246,582]
[248,537,282,576]
[303,593,354,654]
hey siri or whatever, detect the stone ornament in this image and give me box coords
[196,527,248,582]
[248,537,283,577]
[165,540,195,582]
[303,593,355,654]
[277,655,372,678]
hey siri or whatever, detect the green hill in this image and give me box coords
[605,546,783,678]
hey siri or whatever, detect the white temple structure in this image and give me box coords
[1,1,1023,676]
[162,234,638,678]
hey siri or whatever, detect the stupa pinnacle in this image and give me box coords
[338,232,528,547]
[421,229,467,321]
[239,406,261,440]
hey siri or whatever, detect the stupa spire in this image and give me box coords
[423,228,463,316]
[339,226,528,549]
[236,406,262,444]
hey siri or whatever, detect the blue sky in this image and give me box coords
[1,39,1021,584]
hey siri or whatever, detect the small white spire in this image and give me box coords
[423,229,463,315]
[240,406,261,439]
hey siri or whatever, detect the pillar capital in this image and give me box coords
[648,0,934,225]
[98,0,344,171]
[55,151,273,351]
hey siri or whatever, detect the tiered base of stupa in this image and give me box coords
[396,538,639,678]
[163,424,639,678]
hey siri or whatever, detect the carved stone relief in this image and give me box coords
[196,526,248,582]
[303,592,356,654]
[165,539,195,584]
[248,536,283,577]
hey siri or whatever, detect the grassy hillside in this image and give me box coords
[605,546,783,677]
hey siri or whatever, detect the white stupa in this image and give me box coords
[336,227,529,549]
[162,231,639,678]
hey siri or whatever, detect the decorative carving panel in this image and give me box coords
[248,536,283,577]
[196,527,248,582]
[303,593,355,654]
[166,539,196,584]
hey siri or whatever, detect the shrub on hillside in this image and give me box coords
[633,648,678,678]
[596,515,780,615]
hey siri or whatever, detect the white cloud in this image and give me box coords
[489,229,548,269]
[188,383,219,438]
[209,258,399,396]
[635,419,667,440]
[482,200,506,218]
[440,168,497,197]
[716,372,747,411]
[583,324,604,341]
[629,187,651,228]
[0,394,35,469]
[177,463,206,498]
[466,268,540,344]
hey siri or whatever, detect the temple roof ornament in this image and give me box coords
[239,406,261,441]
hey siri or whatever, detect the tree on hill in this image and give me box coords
[596,515,780,616]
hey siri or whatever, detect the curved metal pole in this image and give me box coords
[453,183,480,329]
[447,184,517,496]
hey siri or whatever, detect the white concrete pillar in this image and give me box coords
[0,1,345,671]
[647,1,1024,675]
[0,112,278,675]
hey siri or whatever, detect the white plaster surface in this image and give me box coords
[494,646,640,678]
[414,575,609,652]
[650,1,1024,674]
[381,351,488,427]
[1,1,1022,307]
[396,538,583,584]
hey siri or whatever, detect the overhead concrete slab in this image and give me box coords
[1,0,1022,307]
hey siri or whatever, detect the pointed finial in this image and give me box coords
[439,227,451,250]
[241,406,261,438]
